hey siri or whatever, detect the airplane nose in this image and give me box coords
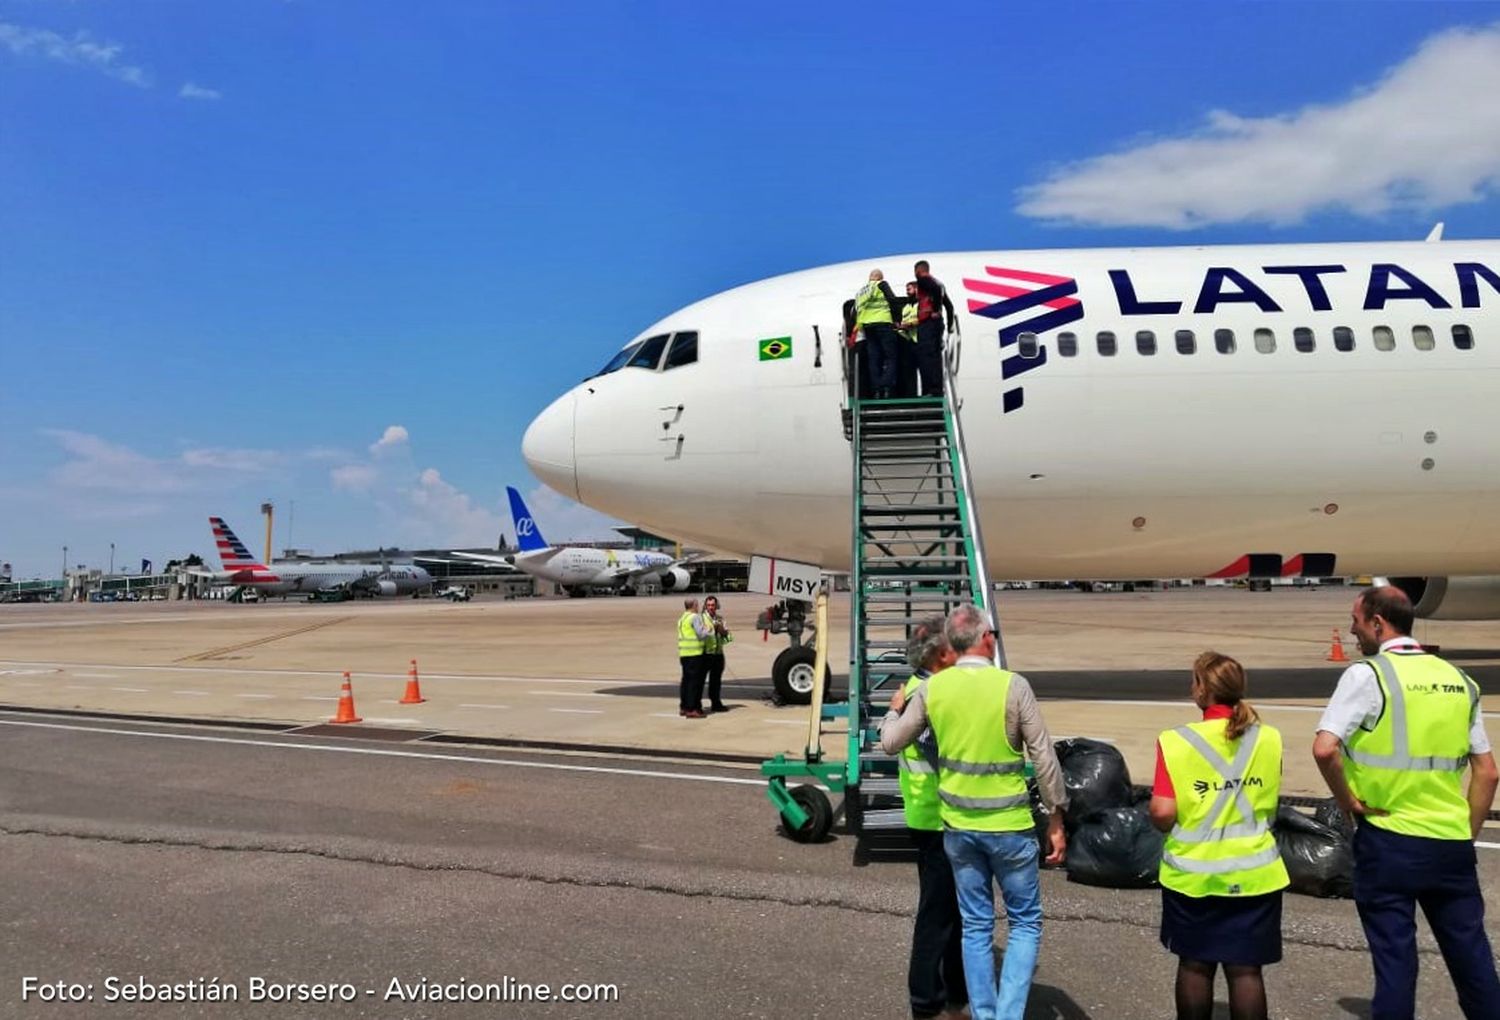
[522,391,578,501]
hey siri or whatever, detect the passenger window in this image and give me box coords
[1373,325,1395,351]
[597,341,643,376]
[1254,328,1276,354]
[1453,324,1475,350]
[627,333,670,369]
[663,331,698,369]
[1097,331,1117,357]
[1333,326,1355,352]
[1214,328,1236,354]
[1412,325,1435,351]
[1017,331,1040,359]
[1057,331,1078,357]
[1293,327,1315,353]
[1136,330,1157,356]
[1175,329,1196,355]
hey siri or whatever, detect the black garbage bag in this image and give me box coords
[1055,737,1134,829]
[1273,806,1354,899]
[1065,806,1164,888]
[1313,798,1356,840]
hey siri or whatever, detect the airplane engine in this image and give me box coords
[373,580,398,597]
[1390,576,1500,620]
[659,566,691,592]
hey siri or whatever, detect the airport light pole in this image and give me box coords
[61,545,67,581]
[109,543,115,575]
[261,502,274,565]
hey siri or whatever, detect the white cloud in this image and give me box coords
[330,463,378,491]
[178,82,221,101]
[1016,23,1500,229]
[406,468,507,547]
[370,424,409,455]
[180,447,281,472]
[0,21,150,88]
[42,430,190,492]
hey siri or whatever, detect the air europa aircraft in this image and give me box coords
[521,237,1500,619]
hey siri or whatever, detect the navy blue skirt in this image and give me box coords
[1160,887,1284,966]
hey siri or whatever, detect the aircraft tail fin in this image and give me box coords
[210,516,268,572]
[506,487,548,552]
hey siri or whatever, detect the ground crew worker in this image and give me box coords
[878,616,966,1020]
[881,603,1067,1020]
[1312,586,1500,1019]
[676,597,711,719]
[854,269,900,399]
[913,260,957,397]
[1149,652,1288,1020]
[896,281,921,398]
[700,595,731,713]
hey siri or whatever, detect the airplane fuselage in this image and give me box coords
[512,547,676,587]
[523,240,1500,580]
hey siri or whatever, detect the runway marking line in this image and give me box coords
[111,687,149,694]
[458,703,509,710]
[173,690,211,697]
[549,708,604,715]
[536,690,610,698]
[0,717,765,787]
[0,659,663,690]
[236,693,274,700]
[64,685,94,691]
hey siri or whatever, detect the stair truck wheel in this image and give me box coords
[772,646,832,705]
[783,784,833,843]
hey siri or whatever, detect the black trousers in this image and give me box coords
[895,337,918,397]
[915,320,944,397]
[678,655,705,712]
[909,828,968,1018]
[1353,822,1500,1019]
[703,653,725,707]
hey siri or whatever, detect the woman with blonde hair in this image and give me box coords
[1149,652,1289,1020]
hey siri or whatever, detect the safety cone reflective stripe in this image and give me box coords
[1326,629,1349,663]
[330,671,362,724]
[400,658,426,704]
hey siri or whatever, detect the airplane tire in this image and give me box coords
[782,785,833,843]
[772,647,831,706]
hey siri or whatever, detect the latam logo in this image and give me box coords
[963,267,1084,414]
[1192,776,1265,796]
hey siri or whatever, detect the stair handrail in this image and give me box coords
[941,352,1007,668]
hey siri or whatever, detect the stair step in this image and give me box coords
[864,573,972,583]
[859,808,909,830]
[861,523,964,532]
[862,777,901,795]
[861,506,960,517]
[863,593,972,604]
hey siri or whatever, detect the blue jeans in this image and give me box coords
[944,829,1043,1020]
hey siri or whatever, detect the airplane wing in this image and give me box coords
[452,549,564,567]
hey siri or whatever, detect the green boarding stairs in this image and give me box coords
[764,340,1007,847]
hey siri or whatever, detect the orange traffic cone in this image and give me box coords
[330,671,362,724]
[400,658,426,705]
[1326,629,1349,663]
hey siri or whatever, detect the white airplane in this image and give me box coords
[206,517,433,597]
[522,236,1500,619]
[454,487,693,597]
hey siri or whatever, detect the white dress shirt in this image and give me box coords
[1316,636,1490,754]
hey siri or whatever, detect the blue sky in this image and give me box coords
[2,2,1498,577]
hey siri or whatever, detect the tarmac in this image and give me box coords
[2,586,1499,1017]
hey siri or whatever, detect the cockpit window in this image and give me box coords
[664,331,699,369]
[596,341,642,376]
[627,333,671,369]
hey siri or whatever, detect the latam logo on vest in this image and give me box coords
[1191,776,1266,796]
[1406,681,1469,696]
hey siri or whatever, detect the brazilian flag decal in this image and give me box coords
[758,336,792,361]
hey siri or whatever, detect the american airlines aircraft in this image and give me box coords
[207,517,433,597]
[521,237,1500,619]
[455,487,693,596]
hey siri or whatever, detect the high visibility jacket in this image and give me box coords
[1158,719,1289,897]
[701,613,727,654]
[924,664,1030,832]
[1344,653,1480,840]
[897,300,920,341]
[854,282,894,326]
[898,673,942,831]
[677,612,704,658]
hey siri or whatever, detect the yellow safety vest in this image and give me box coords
[677,612,704,658]
[897,674,942,831]
[898,300,919,341]
[924,664,1030,832]
[701,613,725,654]
[1158,718,1289,897]
[854,282,893,326]
[1344,653,1479,840]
